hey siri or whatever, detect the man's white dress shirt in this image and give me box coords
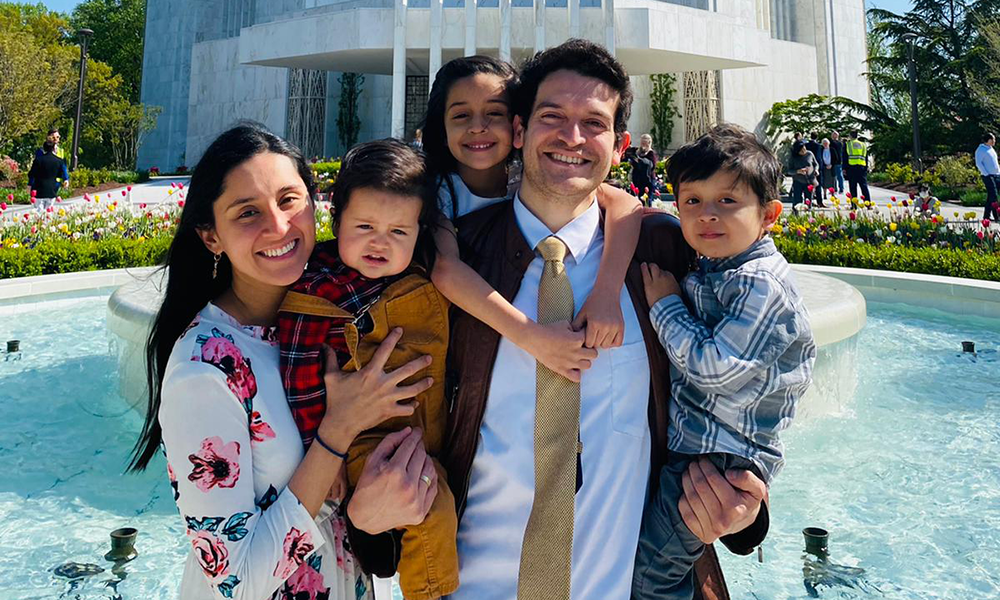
[450,195,652,600]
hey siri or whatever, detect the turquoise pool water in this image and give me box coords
[0,293,997,599]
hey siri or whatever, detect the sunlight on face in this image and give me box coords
[445,73,513,174]
[336,189,422,279]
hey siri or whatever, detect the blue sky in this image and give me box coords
[37,0,915,18]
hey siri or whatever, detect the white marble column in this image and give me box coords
[534,0,545,52]
[465,0,477,56]
[430,0,443,85]
[603,0,615,55]
[569,0,580,38]
[392,0,408,138]
[500,0,511,62]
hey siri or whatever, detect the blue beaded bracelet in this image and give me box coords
[314,433,349,460]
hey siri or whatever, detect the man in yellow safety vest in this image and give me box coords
[845,131,871,203]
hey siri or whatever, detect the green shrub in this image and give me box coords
[932,155,981,189]
[0,236,172,278]
[776,238,1000,281]
[885,162,918,185]
[5,187,71,204]
[959,190,987,207]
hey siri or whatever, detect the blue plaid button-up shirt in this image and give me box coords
[650,237,815,483]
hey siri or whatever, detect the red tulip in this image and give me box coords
[983,219,992,228]
[127,186,132,191]
[31,226,37,234]
[122,190,127,197]
[178,183,185,190]
[0,202,7,210]
[828,187,834,193]
[845,192,852,198]
[807,185,814,192]
[30,189,37,197]
[178,200,185,208]
[908,193,915,200]
[890,196,896,201]
[849,211,856,220]
[977,231,985,240]
[170,182,176,188]
[139,203,147,209]
[5,194,11,202]
[84,194,91,201]
[30,198,35,204]
[46,207,52,213]
[901,200,908,207]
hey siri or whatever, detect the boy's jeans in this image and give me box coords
[632,452,760,600]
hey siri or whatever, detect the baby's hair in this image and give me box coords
[666,123,782,207]
[331,139,440,271]
[421,55,518,177]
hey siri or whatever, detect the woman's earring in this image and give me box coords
[212,253,221,280]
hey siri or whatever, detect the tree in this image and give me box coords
[649,74,680,155]
[337,73,364,153]
[972,16,1000,121]
[0,25,75,154]
[866,0,1000,159]
[70,0,145,103]
[80,59,159,168]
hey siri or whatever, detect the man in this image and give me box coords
[28,140,69,211]
[828,131,845,194]
[628,133,658,203]
[443,40,768,600]
[804,133,823,206]
[975,132,999,222]
[35,128,66,160]
[844,130,871,203]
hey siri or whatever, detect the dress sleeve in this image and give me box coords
[159,363,325,600]
[648,270,804,401]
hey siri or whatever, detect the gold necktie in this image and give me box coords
[517,236,581,600]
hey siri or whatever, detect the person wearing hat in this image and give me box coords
[844,131,871,203]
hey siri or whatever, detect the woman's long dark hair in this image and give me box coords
[128,122,316,472]
[420,55,518,216]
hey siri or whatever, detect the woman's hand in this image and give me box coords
[519,320,598,383]
[317,329,433,447]
[346,427,438,534]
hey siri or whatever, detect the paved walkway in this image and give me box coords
[781,180,992,223]
[4,176,191,216]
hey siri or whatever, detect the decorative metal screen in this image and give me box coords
[287,68,327,160]
[405,76,429,139]
[683,70,721,142]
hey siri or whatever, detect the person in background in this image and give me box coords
[828,131,845,194]
[975,132,999,222]
[786,140,818,212]
[805,133,822,206]
[35,128,66,161]
[628,133,658,203]
[411,128,424,150]
[27,140,69,211]
[844,131,871,203]
[818,137,832,207]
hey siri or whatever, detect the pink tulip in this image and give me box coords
[170,182,176,188]
[983,219,991,228]
[178,183,185,190]
[122,190,127,197]
[178,200,185,208]
[30,198,35,204]
[1,202,7,211]
[31,226,37,234]
[5,194,11,202]
[977,231,985,240]
[127,186,132,191]
[30,189,36,197]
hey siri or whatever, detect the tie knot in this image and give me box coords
[536,236,568,263]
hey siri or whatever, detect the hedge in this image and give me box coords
[775,238,1000,282]
[0,236,172,279]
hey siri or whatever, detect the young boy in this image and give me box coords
[277,139,458,600]
[632,124,816,600]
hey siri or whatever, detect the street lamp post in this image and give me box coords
[70,28,94,172]
[902,32,921,172]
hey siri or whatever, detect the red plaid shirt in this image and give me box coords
[278,242,388,447]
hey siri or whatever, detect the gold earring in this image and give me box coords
[212,253,221,280]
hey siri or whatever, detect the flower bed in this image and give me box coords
[0,198,336,279]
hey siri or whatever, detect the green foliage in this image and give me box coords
[959,190,988,206]
[0,236,171,278]
[932,154,982,188]
[337,73,364,153]
[649,74,679,154]
[311,160,341,193]
[776,238,1000,281]
[4,187,71,204]
[763,94,867,165]
[69,167,147,188]
[70,0,145,103]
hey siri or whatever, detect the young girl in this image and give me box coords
[277,139,457,600]
[424,56,643,381]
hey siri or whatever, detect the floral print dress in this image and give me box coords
[159,303,374,600]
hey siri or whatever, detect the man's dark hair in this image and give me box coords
[984,132,996,143]
[42,141,55,153]
[810,132,818,140]
[850,130,860,138]
[48,128,59,136]
[513,39,632,142]
[331,138,439,271]
[666,123,781,207]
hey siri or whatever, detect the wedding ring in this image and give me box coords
[420,474,432,486]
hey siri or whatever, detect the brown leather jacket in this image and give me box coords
[438,201,769,600]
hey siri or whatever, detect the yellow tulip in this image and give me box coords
[889,223,897,232]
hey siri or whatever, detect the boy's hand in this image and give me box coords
[522,320,599,383]
[326,464,348,502]
[641,262,681,307]
[572,289,625,349]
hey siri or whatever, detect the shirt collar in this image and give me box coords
[513,192,601,264]
[700,236,777,274]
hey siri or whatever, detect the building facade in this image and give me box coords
[138,0,869,170]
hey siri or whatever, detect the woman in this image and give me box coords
[130,122,438,600]
[786,140,819,211]
[628,133,658,202]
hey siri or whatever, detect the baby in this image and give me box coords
[632,124,816,600]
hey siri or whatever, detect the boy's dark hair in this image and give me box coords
[331,138,439,271]
[48,128,59,135]
[514,39,632,142]
[984,132,996,143]
[666,123,781,207]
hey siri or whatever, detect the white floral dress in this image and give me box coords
[158,303,374,600]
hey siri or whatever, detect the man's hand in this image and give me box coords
[678,458,766,544]
[521,320,598,383]
[641,262,681,308]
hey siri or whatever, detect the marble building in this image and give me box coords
[137,0,869,170]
